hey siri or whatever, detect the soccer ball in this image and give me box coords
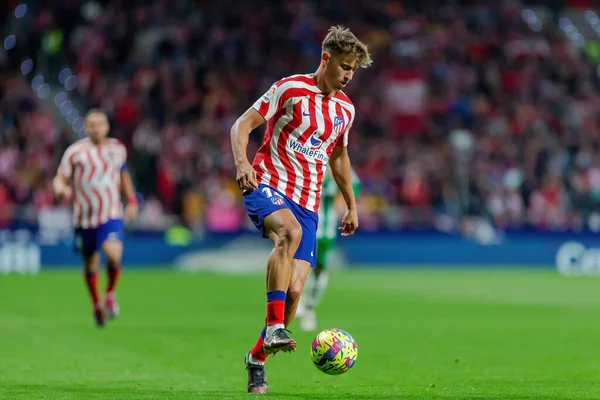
[310,328,358,375]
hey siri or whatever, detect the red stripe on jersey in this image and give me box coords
[68,149,79,164]
[77,150,95,228]
[86,152,103,228]
[73,166,84,226]
[280,100,306,199]
[97,147,111,225]
[254,118,279,189]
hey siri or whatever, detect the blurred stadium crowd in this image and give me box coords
[1,0,600,233]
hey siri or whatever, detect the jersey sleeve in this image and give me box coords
[252,81,290,121]
[118,142,128,171]
[57,145,76,179]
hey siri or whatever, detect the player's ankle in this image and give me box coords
[266,323,285,336]
[248,353,265,365]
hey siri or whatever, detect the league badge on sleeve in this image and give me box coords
[262,85,278,103]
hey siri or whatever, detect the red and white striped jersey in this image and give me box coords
[252,74,355,212]
[58,138,127,228]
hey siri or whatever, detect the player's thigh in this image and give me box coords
[244,185,303,246]
[102,240,123,264]
[99,220,124,264]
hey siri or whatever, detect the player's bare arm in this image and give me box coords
[120,169,138,221]
[230,107,266,191]
[328,146,358,236]
[52,171,72,201]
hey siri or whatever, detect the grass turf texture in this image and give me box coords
[1,268,600,399]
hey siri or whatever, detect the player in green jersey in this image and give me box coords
[297,166,360,331]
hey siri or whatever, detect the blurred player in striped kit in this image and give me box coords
[52,109,138,327]
[297,166,360,331]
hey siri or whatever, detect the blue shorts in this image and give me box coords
[243,184,318,267]
[74,219,124,257]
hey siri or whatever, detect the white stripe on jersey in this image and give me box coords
[287,97,311,203]
[304,95,326,210]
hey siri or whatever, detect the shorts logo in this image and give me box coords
[75,234,83,250]
[271,197,284,206]
[106,232,120,242]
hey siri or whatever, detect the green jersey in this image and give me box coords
[317,167,360,241]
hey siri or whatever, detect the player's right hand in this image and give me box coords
[55,185,72,201]
[236,161,258,191]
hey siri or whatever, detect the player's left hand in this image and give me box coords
[124,204,138,222]
[339,208,358,236]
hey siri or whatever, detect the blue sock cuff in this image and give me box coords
[266,290,286,302]
[260,327,266,339]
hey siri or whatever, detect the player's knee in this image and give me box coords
[274,224,302,252]
[106,258,120,270]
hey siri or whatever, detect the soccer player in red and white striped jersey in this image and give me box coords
[53,109,138,327]
[231,26,372,394]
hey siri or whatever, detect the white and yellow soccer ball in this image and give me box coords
[310,328,358,375]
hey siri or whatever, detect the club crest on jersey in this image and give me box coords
[333,116,345,134]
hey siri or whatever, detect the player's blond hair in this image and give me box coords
[322,25,373,68]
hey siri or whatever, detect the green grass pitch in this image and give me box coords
[2,268,600,399]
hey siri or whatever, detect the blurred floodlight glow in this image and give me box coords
[64,76,78,91]
[58,68,72,84]
[14,4,27,18]
[54,92,67,107]
[66,109,80,124]
[60,100,73,116]
[20,59,33,75]
[559,18,573,30]
[72,117,85,132]
[4,35,16,50]
[31,75,44,91]
[585,10,598,24]
[37,83,50,99]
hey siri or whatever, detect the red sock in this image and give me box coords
[250,328,268,362]
[266,290,286,326]
[106,266,121,294]
[84,271,100,307]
